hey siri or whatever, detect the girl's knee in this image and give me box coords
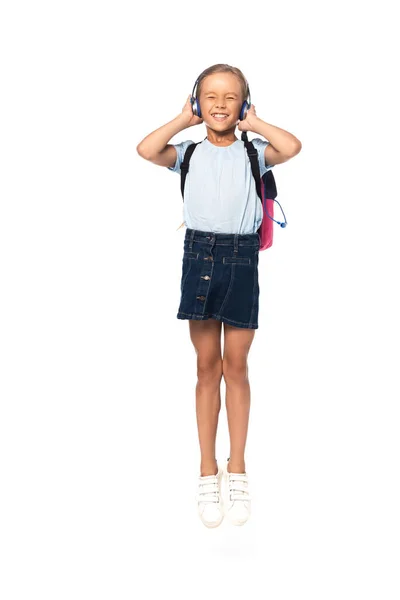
[222,357,248,385]
[196,357,223,385]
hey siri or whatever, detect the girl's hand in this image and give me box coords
[237,103,258,132]
[181,94,204,127]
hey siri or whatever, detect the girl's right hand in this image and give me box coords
[182,94,204,127]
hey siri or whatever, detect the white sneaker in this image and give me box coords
[223,458,252,526]
[196,464,224,528]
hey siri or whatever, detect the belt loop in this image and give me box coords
[189,228,195,251]
[234,233,238,254]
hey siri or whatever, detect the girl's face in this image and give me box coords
[199,73,243,131]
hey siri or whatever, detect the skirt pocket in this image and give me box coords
[180,249,200,294]
[222,256,251,265]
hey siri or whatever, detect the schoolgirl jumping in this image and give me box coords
[137,63,302,528]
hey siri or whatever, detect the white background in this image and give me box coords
[1,1,399,598]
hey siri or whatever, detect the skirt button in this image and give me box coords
[196,295,206,301]
[203,275,210,280]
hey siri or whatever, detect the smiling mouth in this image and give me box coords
[211,113,229,122]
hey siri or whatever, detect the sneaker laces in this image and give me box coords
[228,473,252,502]
[196,474,220,504]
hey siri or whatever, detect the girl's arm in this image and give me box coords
[136,95,203,168]
[251,118,302,155]
[239,104,302,166]
[136,113,190,168]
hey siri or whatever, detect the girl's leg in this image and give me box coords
[222,323,256,473]
[189,319,223,477]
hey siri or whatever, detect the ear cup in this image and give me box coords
[239,101,249,121]
[190,77,202,118]
[191,96,202,118]
[239,80,252,120]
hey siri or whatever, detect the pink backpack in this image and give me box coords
[241,131,287,250]
[180,131,287,251]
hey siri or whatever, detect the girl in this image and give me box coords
[137,64,301,528]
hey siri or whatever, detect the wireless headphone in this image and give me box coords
[190,73,252,121]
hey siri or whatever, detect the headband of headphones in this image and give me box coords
[190,73,251,121]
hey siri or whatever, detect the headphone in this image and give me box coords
[190,74,252,121]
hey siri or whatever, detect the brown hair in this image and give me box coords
[196,63,248,103]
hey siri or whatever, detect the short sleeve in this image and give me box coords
[166,139,195,174]
[250,137,274,177]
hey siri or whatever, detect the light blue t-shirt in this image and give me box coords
[167,137,274,234]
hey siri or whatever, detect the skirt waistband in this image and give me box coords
[185,228,260,247]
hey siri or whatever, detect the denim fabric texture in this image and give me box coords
[178,228,261,329]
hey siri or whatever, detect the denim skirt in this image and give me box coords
[177,228,261,329]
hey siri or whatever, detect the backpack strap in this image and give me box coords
[241,131,278,197]
[180,138,205,200]
[241,132,262,201]
[241,131,281,234]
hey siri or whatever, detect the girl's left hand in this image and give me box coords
[237,103,258,132]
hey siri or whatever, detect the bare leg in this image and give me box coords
[189,319,223,476]
[222,323,256,473]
